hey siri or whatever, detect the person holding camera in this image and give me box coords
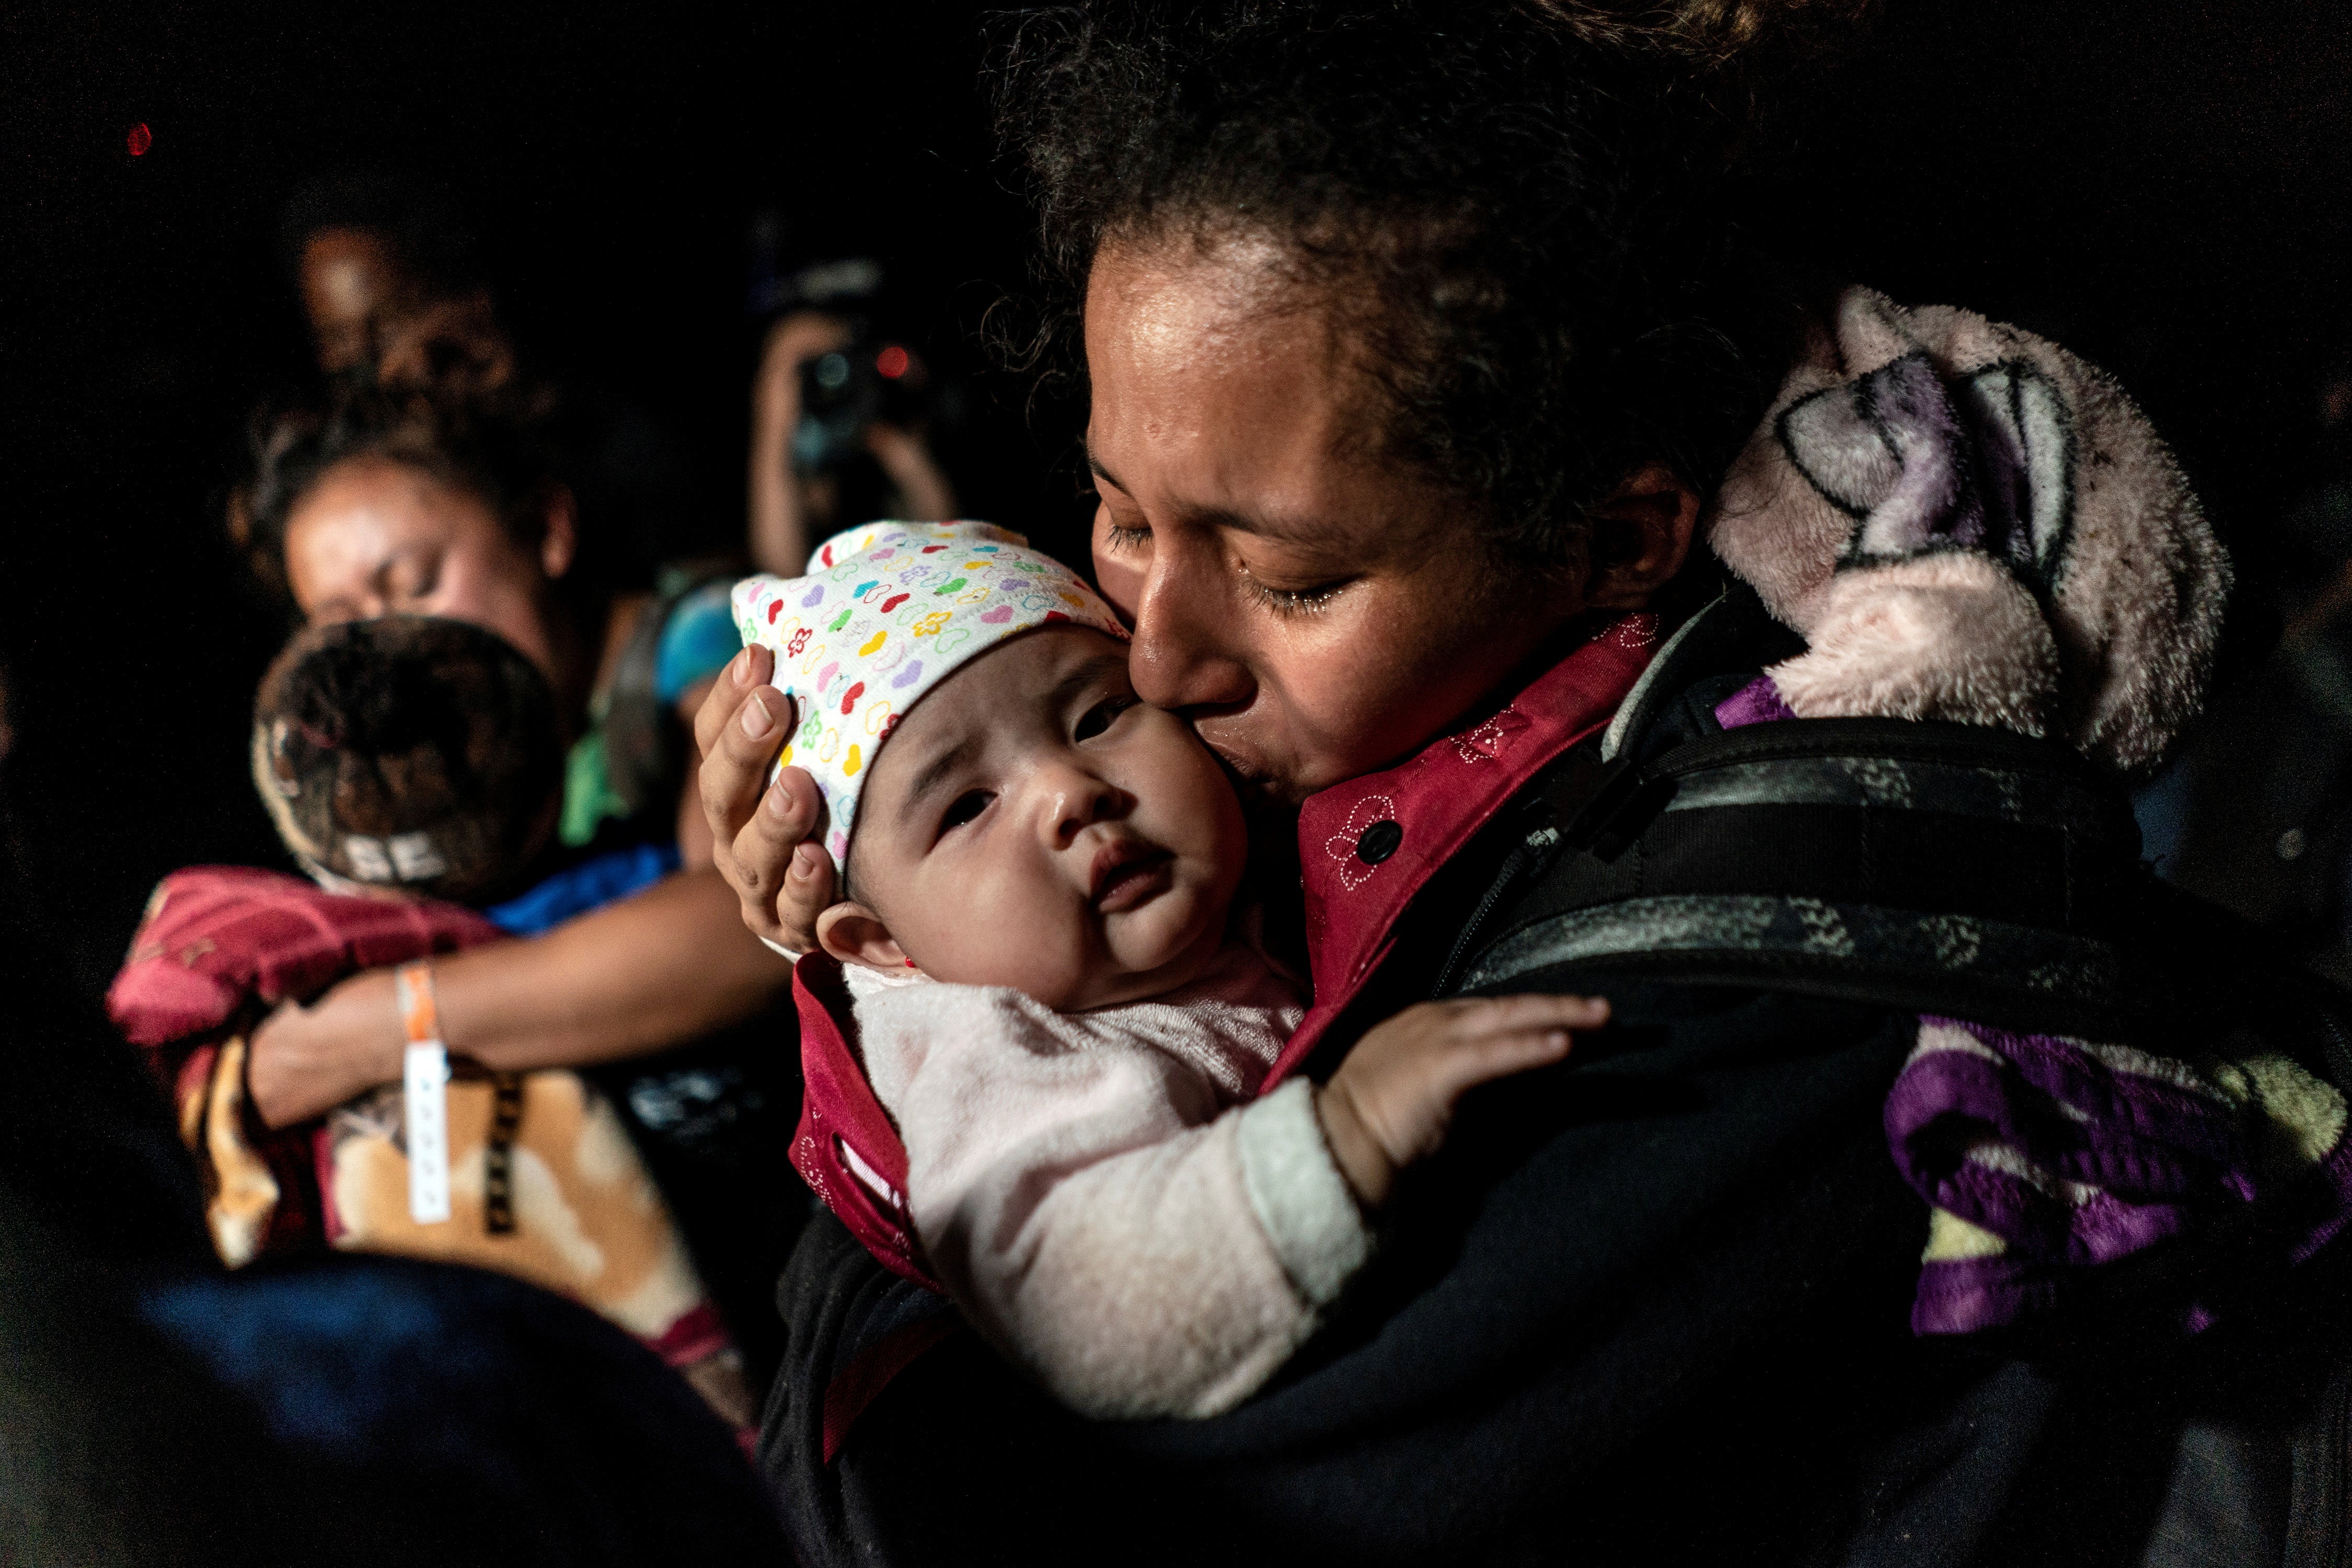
[748,309,958,574]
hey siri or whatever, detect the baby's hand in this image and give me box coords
[1315,994,1608,1209]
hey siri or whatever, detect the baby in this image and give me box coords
[253,613,565,905]
[248,615,751,1424]
[739,523,1603,1419]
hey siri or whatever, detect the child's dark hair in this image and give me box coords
[990,0,1872,568]
[238,387,603,603]
[252,615,565,905]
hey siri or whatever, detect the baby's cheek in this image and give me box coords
[907,871,1094,1007]
[1164,740,1251,879]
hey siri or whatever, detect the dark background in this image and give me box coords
[3,0,2347,994]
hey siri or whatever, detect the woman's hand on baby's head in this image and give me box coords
[694,644,837,955]
[1315,994,1608,1210]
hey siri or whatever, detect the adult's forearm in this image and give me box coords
[749,405,806,575]
[247,869,793,1129]
[438,868,793,1071]
[865,424,958,524]
[750,311,852,574]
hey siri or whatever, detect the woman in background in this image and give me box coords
[236,389,802,1380]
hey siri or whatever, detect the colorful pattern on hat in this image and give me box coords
[731,521,1128,864]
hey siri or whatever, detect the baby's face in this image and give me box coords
[837,626,1246,1012]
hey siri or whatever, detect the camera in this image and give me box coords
[792,322,932,474]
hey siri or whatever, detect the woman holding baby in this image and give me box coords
[223,390,803,1398]
[697,4,2339,1564]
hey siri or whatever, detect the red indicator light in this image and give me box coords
[126,122,152,156]
[874,345,910,379]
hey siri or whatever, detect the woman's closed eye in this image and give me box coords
[384,552,443,605]
[1243,574,1347,617]
[1235,554,1351,617]
[1099,518,1152,554]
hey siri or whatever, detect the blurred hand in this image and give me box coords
[754,311,854,419]
[246,968,403,1129]
[750,312,858,575]
[1315,993,1608,1208]
[694,643,836,953]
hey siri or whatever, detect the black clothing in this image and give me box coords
[759,594,2352,1566]
[2170,602,2352,989]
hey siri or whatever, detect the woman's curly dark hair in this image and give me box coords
[991,0,1872,568]
[235,387,607,606]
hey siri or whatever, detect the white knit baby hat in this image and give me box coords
[732,521,1129,865]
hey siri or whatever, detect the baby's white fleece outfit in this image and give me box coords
[843,940,1371,1419]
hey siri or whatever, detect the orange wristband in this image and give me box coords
[395,963,440,1046]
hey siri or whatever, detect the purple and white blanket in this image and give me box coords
[1722,664,2352,1333]
[1889,1015,2352,1334]
[1701,292,2352,1334]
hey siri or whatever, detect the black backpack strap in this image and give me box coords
[1447,716,2179,1033]
[1449,709,2352,1100]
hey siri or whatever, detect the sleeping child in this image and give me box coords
[735,522,1605,1417]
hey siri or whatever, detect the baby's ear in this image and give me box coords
[815,902,914,974]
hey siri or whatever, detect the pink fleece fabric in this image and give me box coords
[1708,287,2227,773]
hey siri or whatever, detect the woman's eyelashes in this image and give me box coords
[386,552,441,605]
[1232,547,1352,617]
[1096,506,1152,554]
[1242,573,1347,617]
